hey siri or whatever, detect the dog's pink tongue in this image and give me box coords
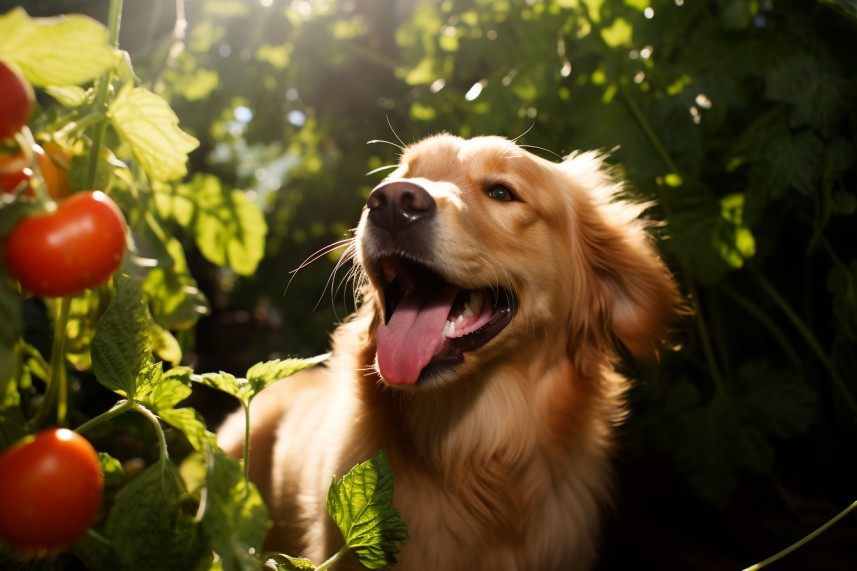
[377,287,459,385]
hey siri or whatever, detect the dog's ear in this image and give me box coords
[558,155,684,363]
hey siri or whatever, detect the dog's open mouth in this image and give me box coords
[374,255,516,386]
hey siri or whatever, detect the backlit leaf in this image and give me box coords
[108,83,200,182]
[0,8,116,87]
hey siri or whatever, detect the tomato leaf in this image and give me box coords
[168,174,268,276]
[201,446,270,571]
[325,450,409,570]
[193,354,327,406]
[244,354,330,402]
[107,83,200,182]
[150,323,182,366]
[0,8,117,87]
[91,274,152,400]
[141,367,217,453]
[107,457,205,571]
[98,452,125,491]
[272,555,317,570]
[43,85,90,107]
[141,236,210,331]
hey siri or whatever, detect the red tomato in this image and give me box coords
[0,429,104,552]
[4,191,127,298]
[0,61,34,141]
[0,144,60,198]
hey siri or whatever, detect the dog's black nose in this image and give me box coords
[367,181,435,235]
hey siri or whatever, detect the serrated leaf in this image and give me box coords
[59,285,112,371]
[766,52,852,134]
[107,458,204,571]
[273,555,316,570]
[107,83,200,182]
[174,173,268,276]
[0,8,117,87]
[91,274,152,400]
[160,408,216,452]
[194,354,327,406]
[44,85,90,107]
[143,376,192,412]
[245,354,330,402]
[202,446,270,571]
[326,451,409,569]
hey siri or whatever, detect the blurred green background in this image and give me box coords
[9,0,857,568]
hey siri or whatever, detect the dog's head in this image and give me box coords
[355,134,682,388]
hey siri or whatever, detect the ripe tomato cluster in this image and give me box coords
[1,59,127,298]
[0,429,104,552]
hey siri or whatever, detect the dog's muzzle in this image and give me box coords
[367,181,436,238]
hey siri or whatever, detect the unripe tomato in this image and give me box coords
[4,191,127,298]
[0,429,104,552]
[0,144,60,198]
[41,140,75,199]
[0,60,34,141]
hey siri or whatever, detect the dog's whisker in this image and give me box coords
[366,164,400,176]
[517,144,562,161]
[367,139,404,152]
[314,244,357,312]
[511,123,535,143]
[386,115,407,150]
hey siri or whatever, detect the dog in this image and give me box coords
[217,134,684,570]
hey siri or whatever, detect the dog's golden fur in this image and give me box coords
[218,134,684,570]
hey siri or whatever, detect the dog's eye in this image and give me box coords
[488,185,514,202]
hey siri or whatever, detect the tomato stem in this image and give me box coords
[30,297,71,431]
[243,403,251,482]
[75,399,134,434]
[315,543,350,571]
[131,402,168,462]
[13,128,53,208]
[86,0,123,191]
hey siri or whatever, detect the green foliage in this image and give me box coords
[326,451,410,569]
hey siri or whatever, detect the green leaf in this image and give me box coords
[660,180,755,284]
[99,452,125,491]
[68,152,117,193]
[44,85,90,107]
[160,408,216,452]
[172,174,268,276]
[326,451,410,569]
[91,274,152,400]
[143,374,192,412]
[73,530,122,571]
[141,236,210,331]
[0,8,117,87]
[107,83,200,182]
[194,354,327,406]
[272,555,316,570]
[107,458,204,571]
[766,52,853,134]
[151,323,183,367]
[244,354,330,402]
[202,446,270,571]
[60,285,112,371]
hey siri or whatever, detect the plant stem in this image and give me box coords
[243,403,251,482]
[14,129,53,208]
[87,0,123,190]
[86,529,112,546]
[30,297,71,431]
[718,284,805,375]
[54,112,106,140]
[74,399,134,434]
[687,279,726,395]
[132,402,168,462]
[743,499,857,571]
[315,544,350,571]
[618,82,681,178]
[752,269,857,415]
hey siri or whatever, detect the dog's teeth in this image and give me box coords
[442,320,450,338]
[463,303,473,318]
[385,271,396,283]
[447,321,456,338]
[469,291,484,315]
[456,314,464,325]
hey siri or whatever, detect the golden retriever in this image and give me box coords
[218,134,684,570]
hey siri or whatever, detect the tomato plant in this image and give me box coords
[0,144,60,198]
[41,140,75,198]
[4,191,126,298]
[0,60,33,141]
[0,428,103,552]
